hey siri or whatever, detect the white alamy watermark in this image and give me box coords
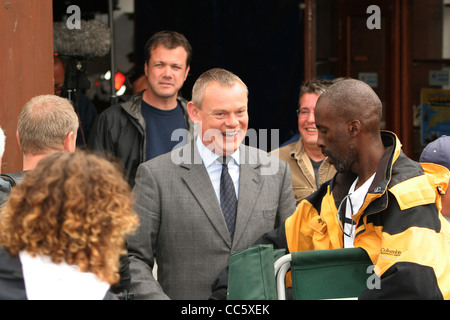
[366,265,381,290]
[169,127,281,176]
[66,5,81,30]
[367,5,381,30]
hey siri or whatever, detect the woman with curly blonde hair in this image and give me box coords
[0,151,139,300]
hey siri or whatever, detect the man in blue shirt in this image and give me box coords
[88,31,194,186]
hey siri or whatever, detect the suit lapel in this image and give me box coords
[233,146,263,246]
[179,142,232,246]
[178,143,264,248]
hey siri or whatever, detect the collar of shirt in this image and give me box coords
[196,136,240,203]
[344,173,376,248]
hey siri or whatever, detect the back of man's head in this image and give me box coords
[17,95,79,155]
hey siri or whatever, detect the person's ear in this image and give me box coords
[186,101,200,123]
[16,130,22,152]
[144,62,148,78]
[64,131,77,152]
[348,120,361,136]
[184,65,191,81]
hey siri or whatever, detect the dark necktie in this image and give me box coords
[220,157,237,241]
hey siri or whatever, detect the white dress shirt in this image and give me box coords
[196,136,240,203]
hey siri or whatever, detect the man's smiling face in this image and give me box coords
[191,82,249,157]
[298,93,320,148]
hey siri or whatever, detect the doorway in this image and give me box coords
[306,0,414,157]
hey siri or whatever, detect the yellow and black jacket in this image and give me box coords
[258,131,450,299]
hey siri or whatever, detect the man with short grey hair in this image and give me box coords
[127,68,296,300]
[1,94,78,206]
[17,94,79,171]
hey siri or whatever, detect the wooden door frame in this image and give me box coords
[304,0,413,157]
[0,0,54,172]
[304,0,316,81]
[392,0,413,158]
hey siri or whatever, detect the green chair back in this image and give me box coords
[227,244,285,300]
[290,248,373,300]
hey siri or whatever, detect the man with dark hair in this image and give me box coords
[272,79,336,204]
[88,30,194,186]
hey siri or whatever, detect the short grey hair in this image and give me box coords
[191,68,248,108]
[17,95,79,155]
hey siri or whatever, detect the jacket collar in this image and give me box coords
[121,91,192,131]
[330,131,401,209]
[289,137,304,160]
[289,137,332,164]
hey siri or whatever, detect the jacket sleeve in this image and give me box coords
[275,159,297,227]
[360,196,446,299]
[126,163,170,300]
[109,249,132,296]
[87,111,116,157]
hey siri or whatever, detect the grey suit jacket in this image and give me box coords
[127,141,296,300]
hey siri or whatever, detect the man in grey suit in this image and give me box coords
[127,68,296,299]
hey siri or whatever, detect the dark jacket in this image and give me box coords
[0,178,12,207]
[0,172,25,207]
[0,247,27,300]
[0,246,117,300]
[87,92,193,186]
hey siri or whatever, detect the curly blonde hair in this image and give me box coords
[0,151,139,285]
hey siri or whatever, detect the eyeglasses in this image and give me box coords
[296,108,312,117]
[336,193,356,239]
